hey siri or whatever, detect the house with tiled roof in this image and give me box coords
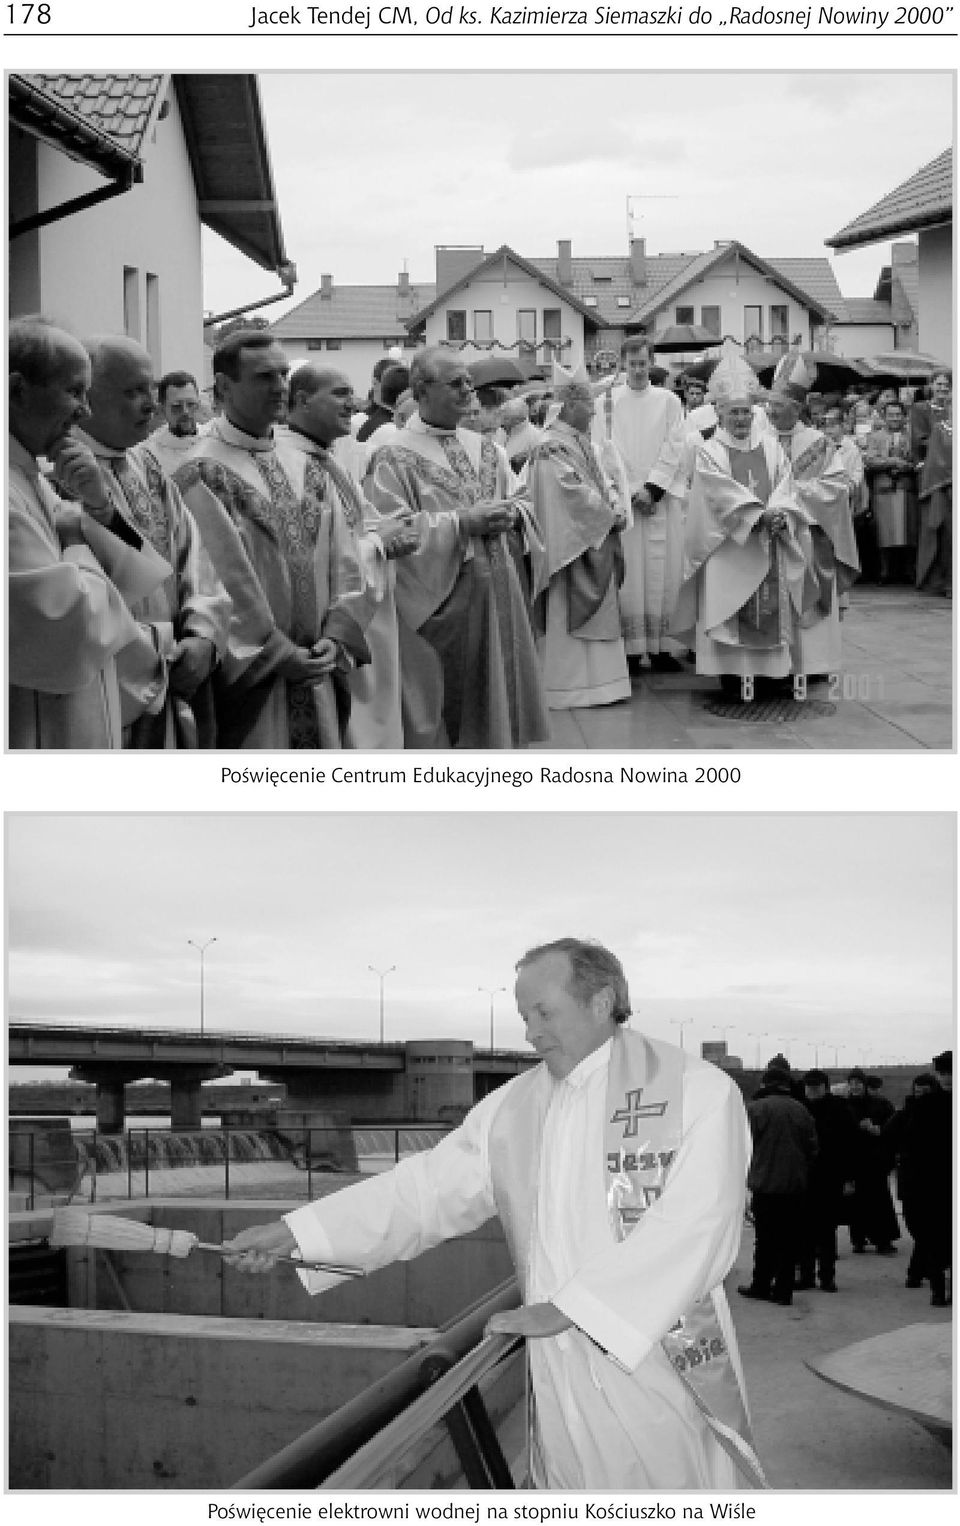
[268,271,436,391]
[404,238,841,372]
[826,148,952,360]
[9,74,292,379]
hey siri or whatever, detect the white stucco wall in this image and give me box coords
[34,90,204,377]
[918,224,952,362]
[422,262,586,368]
[649,256,814,347]
[275,337,422,394]
[827,323,896,359]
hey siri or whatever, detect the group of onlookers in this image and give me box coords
[740,1051,952,1309]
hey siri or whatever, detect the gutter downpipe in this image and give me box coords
[203,262,298,329]
[10,168,140,239]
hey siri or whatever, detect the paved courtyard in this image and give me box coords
[539,587,953,751]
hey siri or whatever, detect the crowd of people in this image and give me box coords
[740,1050,952,1310]
[9,315,952,749]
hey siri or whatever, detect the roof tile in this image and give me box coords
[25,72,165,156]
[827,148,952,249]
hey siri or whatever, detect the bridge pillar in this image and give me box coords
[169,1075,203,1131]
[95,1078,127,1135]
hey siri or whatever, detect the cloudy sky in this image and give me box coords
[203,71,954,318]
[7,814,954,1079]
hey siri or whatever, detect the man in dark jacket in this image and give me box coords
[798,1070,857,1291]
[740,1067,819,1306]
[845,1069,900,1254]
[885,1062,952,1306]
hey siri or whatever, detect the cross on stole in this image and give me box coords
[610,1087,668,1138]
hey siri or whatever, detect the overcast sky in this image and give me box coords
[202,71,954,319]
[7,814,954,1079]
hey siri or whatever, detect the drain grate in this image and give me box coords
[703,696,837,722]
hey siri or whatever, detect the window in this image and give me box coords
[123,266,140,340]
[675,306,695,325]
[616,297,631,309]
[517,309,537,347]
[145,272,160,368]
[325,338,342,351]
[446,310,467,342]
[770,304,789,341]
[543,309,562,339]
[743,306,763,344]
[584,295,599,309]
[473,310,493,342]
[307,339,324,350]
[700,305,721,337]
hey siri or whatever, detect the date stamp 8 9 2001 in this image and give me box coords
[735,674,886,703]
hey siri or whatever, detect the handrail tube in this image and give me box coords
[319,1332,522,1491]
[233,1278,520,1489]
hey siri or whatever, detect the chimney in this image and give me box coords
[398,271,410,295]
[630,238,647,286]
[320,273,333,300]
[557,239,573,285]
[435,245,485,297]
[891,241,918,267]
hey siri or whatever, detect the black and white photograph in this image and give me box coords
[7,813,953,1491]
[8,71,953,753]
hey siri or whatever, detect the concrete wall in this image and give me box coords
[14,1191,514,1329]
[9,1306,433,1489]
[918,224,953,361]
[11,89,205,376]
[423,260,586,367]
[9,1193,519,1490]
[649,256,814,347]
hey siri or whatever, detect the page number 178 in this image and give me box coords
[7,4,52,20]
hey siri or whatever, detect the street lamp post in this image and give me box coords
[369,964,396,1044]
[187,937,217,1038]
[479,986,506,1050]
[672,1018,693,1051]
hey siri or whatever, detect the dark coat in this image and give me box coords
[747,1084,819,1196]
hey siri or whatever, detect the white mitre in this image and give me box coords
[707,340,763,405]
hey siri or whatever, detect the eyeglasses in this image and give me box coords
[430,375,473,392]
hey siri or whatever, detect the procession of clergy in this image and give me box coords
[9,315,860,750]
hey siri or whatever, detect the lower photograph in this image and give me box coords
[7,812,953,1493]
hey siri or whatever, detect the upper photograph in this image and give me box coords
[8,71,953,752]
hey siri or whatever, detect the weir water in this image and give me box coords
[9,1120,448,1208]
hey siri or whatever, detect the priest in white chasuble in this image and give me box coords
[223,938,763,1492]
[526,362,631,710]
[766,353,859,675]
[77,336,231,749]
[9,317,168,749]
[365,347,549,750]
[175,331,370,749]
[674,346,819,691]
[277,363,419,751]
[593,334,685,670]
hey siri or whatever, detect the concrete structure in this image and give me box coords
[9,73,293,379]
[9,1195,519,1489]
[8,1023,536,1131]
[826,147,952,361]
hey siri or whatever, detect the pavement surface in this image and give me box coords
[730,1222,952,1490]
[540,587,953,751]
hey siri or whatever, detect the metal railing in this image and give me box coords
[234,1279,523,1490]
[8,1124,450,1212]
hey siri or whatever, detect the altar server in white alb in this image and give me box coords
[224,938,763,1491]
[594,335,685,670]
